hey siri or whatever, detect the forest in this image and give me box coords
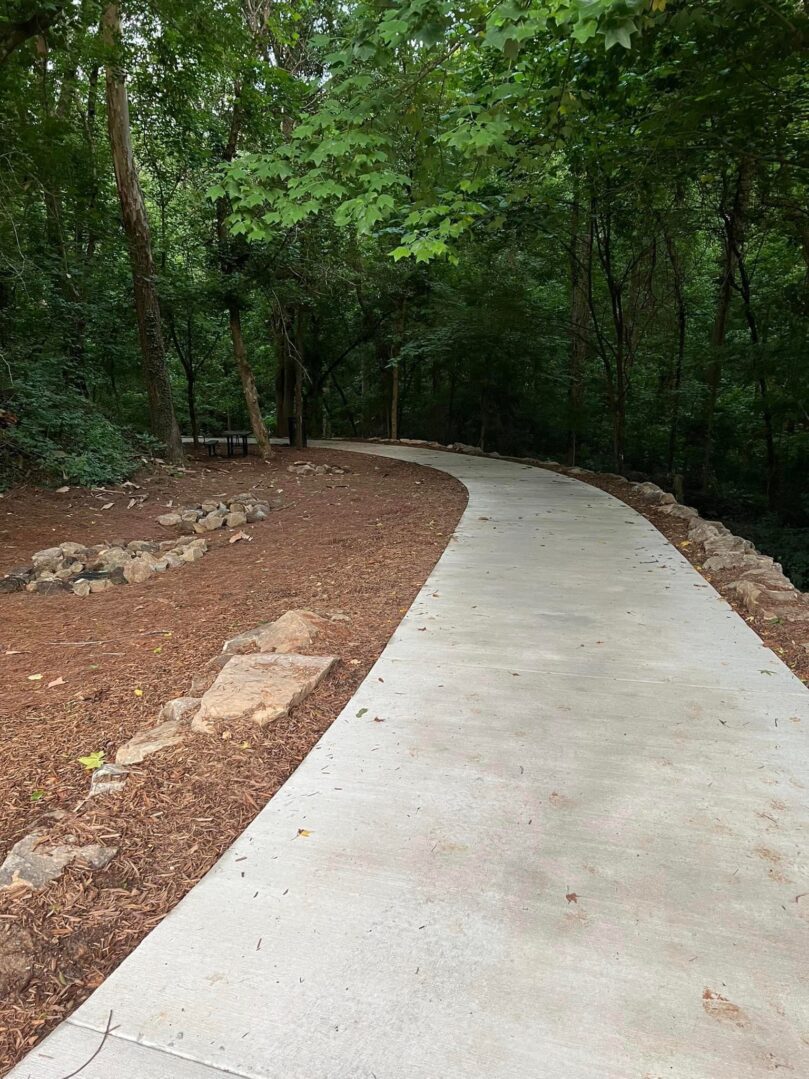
[1,0,807,579]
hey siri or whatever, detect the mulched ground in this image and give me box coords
[572,472,809,689]
[0,445,467,1075]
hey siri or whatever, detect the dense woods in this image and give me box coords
[1,1,807,576]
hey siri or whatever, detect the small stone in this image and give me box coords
[159,697,202,724]
[73,579,92,597]
[0,832,116,892]
[228,502,246,513]
[0,924,34,997]
[0,570,30,593]
[226,511,247,528]
[31,547,63,572]
[181,545,205,563]
[59,542,87,559]
[89,763,128,797]
[55,562,84,581]
[88,577,115,593]
[123,558,154,585]
[246,508,267,523]
[127,540,158,553]
[97,546,130,570]
[157,512,182,528]
[201,511,226,531]
[223,609,327,655]
[32,579,68,595]
[115,715,191,765]
[657,503,698,520]
[181,510,202,522]
[200,501,219,513]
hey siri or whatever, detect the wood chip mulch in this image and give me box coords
[0,445,467,1075]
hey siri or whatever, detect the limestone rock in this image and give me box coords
[59,542,87,559]
[127,540,159,553]
[0,924,34,996]
[159,696,201,724]
[246,507,267,523]
[201,511,226,531]
[89,763,129,797]
[0,569,30,593]
[89,576,114,593]
[115,713,192,766]
[123,557,154,585]
[0,833,116,892]
[192,652,337,734]
[226,511,247,528]
[223,609,327,655]
[97,546,130,570]
[632,482,675,505]
[157,512,182,528]
[657,503,698,520]
[190,654,234,695]
[31,579,68,595]
[72,579,92,597]
[688,519,726,545]
[31,547,63,572]
[703,552,762,574]
[182,544,205,563]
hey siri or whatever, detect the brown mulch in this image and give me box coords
[572,473,809,689]
[0,445,467,1074]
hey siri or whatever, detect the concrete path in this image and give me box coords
[12,445,809,1079]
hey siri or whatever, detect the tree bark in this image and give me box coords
[102,3,183,462]
[663,227,686,478]
[701,160,753,492]
[216,81,272,458]
[567,197,591,465]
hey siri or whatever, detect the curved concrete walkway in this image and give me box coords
[12,445,809,1078]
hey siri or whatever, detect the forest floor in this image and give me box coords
[0,446,467,1075]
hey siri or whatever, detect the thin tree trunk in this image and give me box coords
[390,364,399,441]
[701,160,752,492]
[567,197,591,465]
[294,307,304,449]
[663,228,686,477]
[216,81,272,458]
[186,373,199,445]
[102,2,182,462]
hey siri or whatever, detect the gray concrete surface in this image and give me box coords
[11,445,809,1079]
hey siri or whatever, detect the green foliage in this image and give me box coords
[2,378,137,487]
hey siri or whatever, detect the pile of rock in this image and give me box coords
[287,461,350,477]
[0,609,338,905]
[618,480,809,623]
[157,493,270,533]
[1,537,208,596]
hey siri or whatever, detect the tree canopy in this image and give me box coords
[1,0,808,576]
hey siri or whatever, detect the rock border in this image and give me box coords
[0,609,338,901]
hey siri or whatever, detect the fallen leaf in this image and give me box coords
[565,892,578,904]
[356,707,368,718]
[229,531,252,544]
[78,751,105,770]
[134,687,143,696]
[47,676,66,688]
[297,828,312,838]
[30,789,45,802]
[27,673,43,681]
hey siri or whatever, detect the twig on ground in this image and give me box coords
[57,1010,118,1078]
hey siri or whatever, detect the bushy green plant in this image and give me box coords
[1,379,138,488]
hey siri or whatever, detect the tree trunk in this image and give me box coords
[216,81,272,458]
[701,160,752,492]
[294,308,305,449]
[567,198,591,465]
[390,363,399,441]
[186,372,199,445]
[663,228,686,478]
[102,3,182,462]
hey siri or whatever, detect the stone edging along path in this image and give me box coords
[9,441,809,1078]
[379,436,809,628]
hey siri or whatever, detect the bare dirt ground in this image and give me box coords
[0,445,467,1074]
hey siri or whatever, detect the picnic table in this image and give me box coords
[223,430,250,457]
